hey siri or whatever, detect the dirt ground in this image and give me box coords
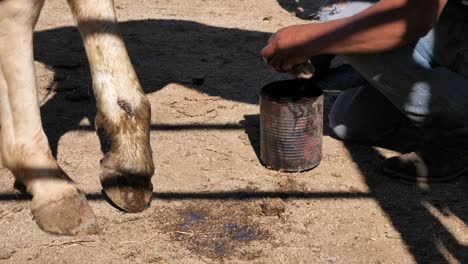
[0,0,467,263]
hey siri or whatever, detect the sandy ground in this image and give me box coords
[0,0,467,263]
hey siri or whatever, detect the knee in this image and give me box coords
[328,106,379,142]
[328,86,403,142]
[317,0,377,22]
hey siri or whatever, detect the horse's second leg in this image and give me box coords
[0,0,97,235]
[67,0,154,212]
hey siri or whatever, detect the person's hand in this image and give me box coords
[261,24,317,73]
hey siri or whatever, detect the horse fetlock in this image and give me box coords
[0,136,51,173]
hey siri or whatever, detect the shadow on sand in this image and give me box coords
[9,10,465,263]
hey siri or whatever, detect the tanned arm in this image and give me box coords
[262,0,448,72]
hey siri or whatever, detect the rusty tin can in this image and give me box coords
[260,79,323,172]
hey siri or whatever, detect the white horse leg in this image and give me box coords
[68,0,154,212]
[0,0,97,235]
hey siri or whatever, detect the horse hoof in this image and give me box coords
[33,192,98,236]
[100,166,153,213]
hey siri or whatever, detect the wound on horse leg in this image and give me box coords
[117,97,134,118]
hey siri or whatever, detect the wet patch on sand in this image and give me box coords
[152,200,273,260]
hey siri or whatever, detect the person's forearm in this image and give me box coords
[306,0,447,56]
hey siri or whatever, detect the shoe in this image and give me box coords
[384,143,468,182]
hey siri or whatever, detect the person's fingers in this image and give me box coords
[269,55,287,73]
[282,61,295,73]
[261,43,276,63]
